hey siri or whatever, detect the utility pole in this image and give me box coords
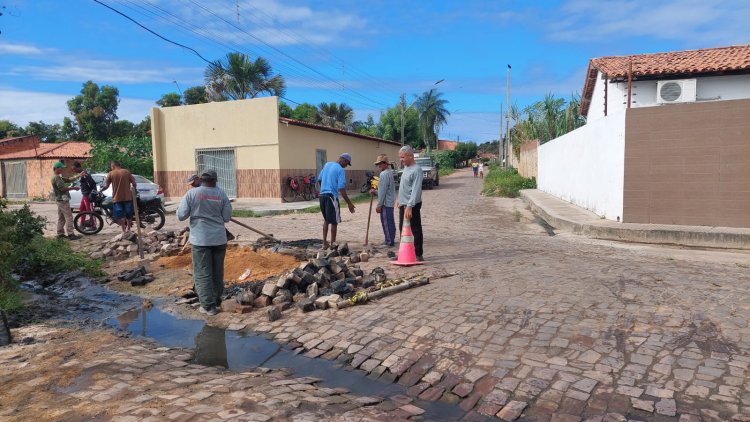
[400,93,406,146]
[505,64,511,169]
[499,103,503,165]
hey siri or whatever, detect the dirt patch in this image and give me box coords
[157,245,299,287]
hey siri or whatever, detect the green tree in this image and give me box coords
[414,89,450,152]
[183,86,208,105]
[278,101,293,118]
[204,52,285,101]
[66,81,120,141]
[24,121,61,142]
[477,141,499,155]
[291,103,319,123]
[157,92,182,107]
[317,102,353,130]
[376,104,420,147]
[61,117,82,140]
[88,135,153,178]
[0,120,24,139]
[352,115,378,137]
[454,142,478,164]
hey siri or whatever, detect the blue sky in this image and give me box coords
[1,0,749,142]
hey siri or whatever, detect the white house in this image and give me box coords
[538,45,750,228]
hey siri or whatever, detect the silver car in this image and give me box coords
[69,173,164,211]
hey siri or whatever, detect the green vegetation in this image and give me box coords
[88,135,154,178]
[0,199,102,312]
[438,167,454,177]
[298,193,373,214]
[509,93,586,152]
[232,209,260,218]
[205,52,286,101]
[482,165,536,198]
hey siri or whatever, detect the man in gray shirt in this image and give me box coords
[395,146,424,261]
[374,154,396,246]
[177,170,232,316]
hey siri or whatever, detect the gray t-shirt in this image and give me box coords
[177,186,232,246]
[377,168,396,208]
[397,163,423,208]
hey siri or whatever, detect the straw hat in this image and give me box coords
[374,154,390,165]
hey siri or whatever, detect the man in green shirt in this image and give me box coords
[51,161,81,240]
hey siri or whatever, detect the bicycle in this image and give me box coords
[282,176,310,202]
[73,189,166,235]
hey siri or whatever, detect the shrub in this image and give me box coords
[431,150,459,169]
[482,164,536,198]
[0,199,102,312]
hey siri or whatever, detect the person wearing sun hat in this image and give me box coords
[317,153,356,248]
[373,154,396,247]
[51,161,81,240]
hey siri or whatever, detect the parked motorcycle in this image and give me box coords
[74,189,166,235]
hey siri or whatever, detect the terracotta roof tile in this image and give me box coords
[0,141,91,160]
[581,44,750,116]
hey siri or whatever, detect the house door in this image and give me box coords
[195,148,237,198]
[3,161,27,199]
[315,149,327,177]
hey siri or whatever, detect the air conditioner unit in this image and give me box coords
[656,79,697,104]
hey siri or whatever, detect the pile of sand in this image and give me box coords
[157,245,299,286]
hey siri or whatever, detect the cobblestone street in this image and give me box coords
[217,169,750,421]
[5,168,750,421]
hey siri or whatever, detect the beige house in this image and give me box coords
[151,97,401,201]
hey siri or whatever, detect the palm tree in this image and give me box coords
[414,89,450,152]
[317,102,353,130]
[204,52,286,101]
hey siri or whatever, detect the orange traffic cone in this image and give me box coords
[391,219,424,266]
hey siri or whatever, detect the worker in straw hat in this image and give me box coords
[373,154,396,247]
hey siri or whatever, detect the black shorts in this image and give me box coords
[319,194,341,225]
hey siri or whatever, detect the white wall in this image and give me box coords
[538,109,626,220]
[587,74,750,122]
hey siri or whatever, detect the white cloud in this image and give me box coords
[549,0,750,45]
[0,42,49,56]
[8,60,203,85]
[164,0,368,47]
[0,88,155,125]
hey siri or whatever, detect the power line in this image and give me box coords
[114,0,387,110]
[92,0,212,64]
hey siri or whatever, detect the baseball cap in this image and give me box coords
[339,153,352,166]
[53,162,66,169]
[200,169,218,180]
[374,154,389,165]
[187,174,199,184]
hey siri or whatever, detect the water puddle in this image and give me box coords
[109,306,485,421]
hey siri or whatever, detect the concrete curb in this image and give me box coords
[520,190,750,250]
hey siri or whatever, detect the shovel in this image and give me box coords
[230,218,279,242]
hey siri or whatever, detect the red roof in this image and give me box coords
[581,44,750,116]
[0,141,91,160]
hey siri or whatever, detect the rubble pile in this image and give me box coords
[222,242,387,319]
[116,265,155,287]
[89,228,189,260]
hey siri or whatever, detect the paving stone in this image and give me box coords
[497,400,528,421]
[630,354,653,366]
[464,368,489,383]
[631,398,654,412]
[655,398,677,416]
[673,368,695,381]
[645,385,674,398]
[572,378,598,393]
[615,385,644,398]
[399,404,425,415]
[418,386,445,401]
[578,350,602,364]
[453,383,474,398]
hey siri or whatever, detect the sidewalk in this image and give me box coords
[164,197,317,216]
[520,189,750,250]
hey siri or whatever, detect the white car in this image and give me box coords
[69,173,164,211]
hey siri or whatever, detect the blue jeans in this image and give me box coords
[192,244,226,310]
[380,206,396,246]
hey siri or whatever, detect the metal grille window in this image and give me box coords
[195,148,237,198]
[3,161,27,199]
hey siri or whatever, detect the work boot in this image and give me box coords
[416,256,424,262]
[67,234,81,240]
